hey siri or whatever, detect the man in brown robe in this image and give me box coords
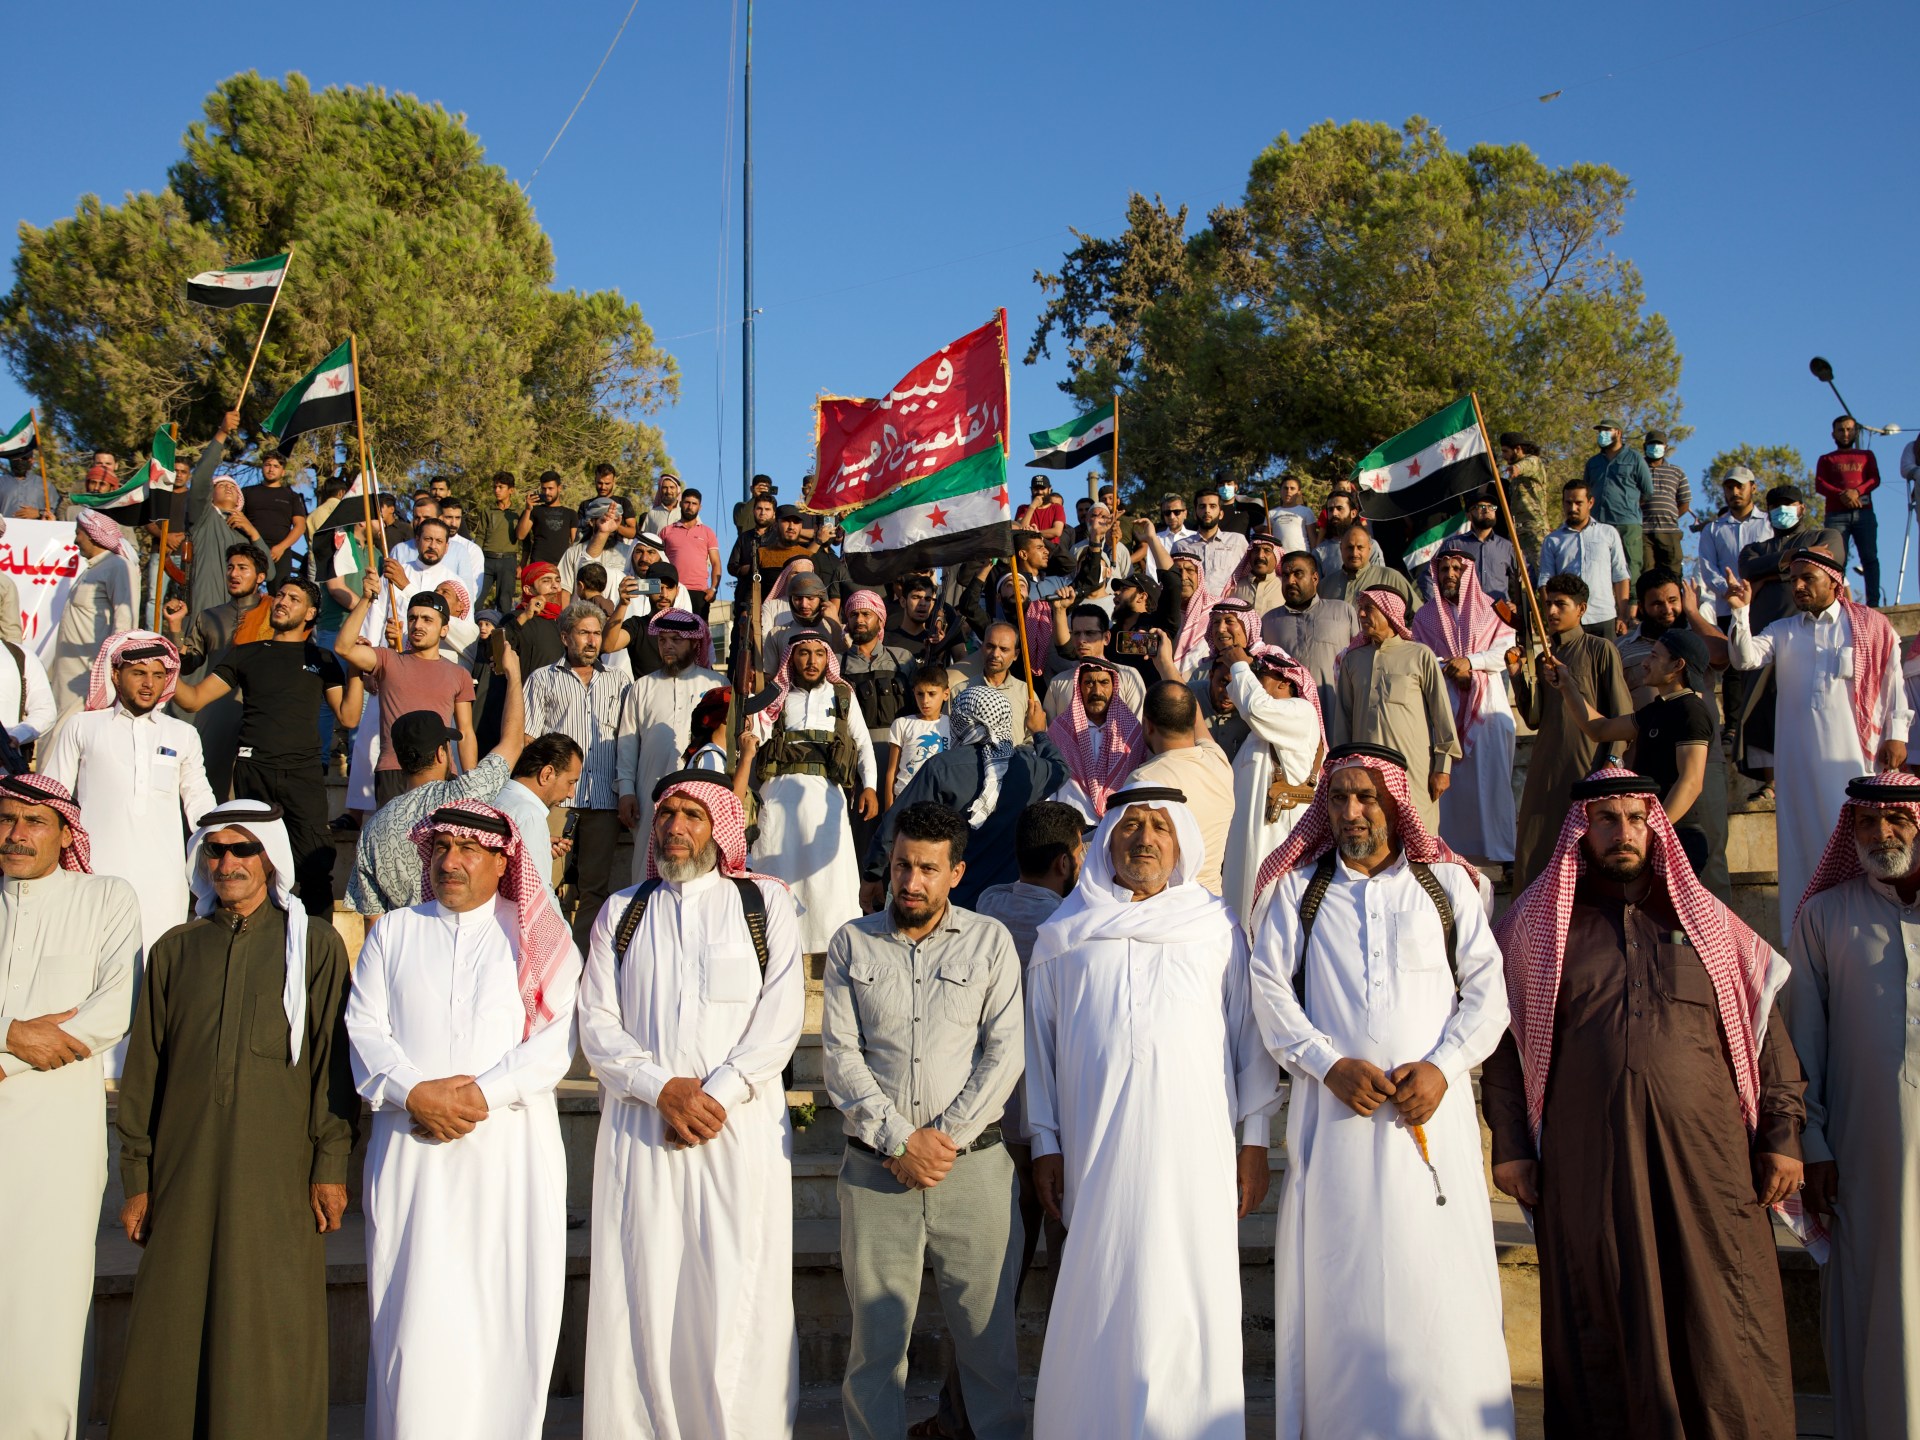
[110,799,358,1440]
[1510,571,1632,891]
[1483,769,1805,1440]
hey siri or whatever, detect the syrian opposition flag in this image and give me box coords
[1028,403,1115,470]
[842,443,1013,584]
[70,425,175,511]
[263,341,356,446]
[1352,395,1497,523]
[187,252,290,309]
[1403,508,1472,570]
[0,412,34,459]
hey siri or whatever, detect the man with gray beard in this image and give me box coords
[1788,772,1920,1437]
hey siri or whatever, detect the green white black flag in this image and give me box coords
[1351,396,1497,522]
[0,412,33,458]
[263,341,356,446]
[70,425,174,510]
[187,253,290,309]
[1028,404,1115,470]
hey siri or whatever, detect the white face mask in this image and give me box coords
[1771,505,1802,530]
[1596,429,1615,448]
[1220,482,1237,502]
[1646,443,1665,460]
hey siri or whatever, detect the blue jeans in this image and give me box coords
[1826,503,1881,605]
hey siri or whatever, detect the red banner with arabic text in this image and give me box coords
[808,312,1008,515]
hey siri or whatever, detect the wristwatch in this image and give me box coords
[891,1140,907,1159]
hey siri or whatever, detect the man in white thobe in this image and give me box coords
[1789,771,1920,1439]
[744,632,876,954]
[1250,743,1515,1440]
[1727,547,1909,935]
[1026,786,1280,1439]
[614,611,724,882]
[579,772,804,1438]
[51,508,140,715]
[1216,644,1323,931]
[346,799,583,1440]
[0,774,142,1440]
[1412,544,1518,863]
[41,631,216,957]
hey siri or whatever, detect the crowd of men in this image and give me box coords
[2,407,1919,1440]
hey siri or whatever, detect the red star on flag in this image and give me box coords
[1405,458,1423,479]
[1441,441,1459,461]
[926,504,951,529]
[865,521,885,546]
[992,486,1009,510]
[324,373,346,392]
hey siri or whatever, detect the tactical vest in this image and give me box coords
[759,680,862,787]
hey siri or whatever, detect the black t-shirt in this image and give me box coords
[212,639,346,770]
[240,484,308,546]
[523,504,576,565]
[1633,691,1714,821]
[502,612,565,674]
[809,548,854,601]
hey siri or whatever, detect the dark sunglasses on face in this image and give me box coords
[203,839,266,859]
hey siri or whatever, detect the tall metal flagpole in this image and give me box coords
[730,0,757,767]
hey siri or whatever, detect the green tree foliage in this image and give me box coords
[0,72,678,493]
[1029,117,1684,550]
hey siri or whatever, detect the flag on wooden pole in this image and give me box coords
[187,253,291,308]
[0,412,34,459]
[1351,395,1498,522]
[263,341,356,446]
[840,444,1013,584]
[1027,403,1115,470]
[69,425,175,511]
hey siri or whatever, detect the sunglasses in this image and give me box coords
[1162,508,1186,517]
[203,839,265,859]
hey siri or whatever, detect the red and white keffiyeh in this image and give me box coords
[85,630,181,711]
[1343,586,1413,657]
[410,799,577,1039]
[1248,642,1325,739]
[75,507,136,562]
[1411,555,1513,752]
[1047,661,1145,818]
[1793,548,1897,762]
[0,773,91,871]
[761,631,844,729]
[1796,769,1920,921]
[1226,533,1281,595]
[1494,767,1782,1144]
[648,607,715,667]
[435,579,471,619]
[1168,554,1217,674]
[644,774,785,887]
[845,589,889,623]
[1250,747,1477,918]
[996,572,1053,676]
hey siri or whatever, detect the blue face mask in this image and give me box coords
[1596,430,1615,448]
[1220,483,1237,502]
[1646,443,1665,460]
[1771,505,1801,530]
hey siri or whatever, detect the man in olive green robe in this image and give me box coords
[110,799,358,1440]
[1329,587,1460,833]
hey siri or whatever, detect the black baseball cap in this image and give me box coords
[407,592,451,620]
[392,711,462,772]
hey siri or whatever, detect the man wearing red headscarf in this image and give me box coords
[346,799,583,1440]
[1482,769,1805,1440]
[578,772,805,1437]
[614,609,725,881]
[1412,544,1518,862]
[0,773,142,1440]
[1248,744,1514,1439]
[1330,586,1459,834]
[1787,771,1920,1436]
[50,505,140,715]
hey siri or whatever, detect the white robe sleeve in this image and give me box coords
[1785,900,1834,1165]
[345,924,431,1111]
[1420,868,1512,1086]
[1876,636,1911,749]
[175,724,218,831]
[1467,636,1514,673]
[1726,606,1773,671]
[613,680,643,800]
[36,713,79,791]
[1224,927,1281,1147]
[702,879,806,1111]
[13,651,54,743]
[1229,662,1320,784]
[576,897,673,1106]
[473,950,582,1112]
[1247,870,1344,1083]
[67,878,142,1061]
[1023,951,1063,1161]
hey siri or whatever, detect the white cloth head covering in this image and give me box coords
[185,799,309,1065]
[1039,788,1232,953]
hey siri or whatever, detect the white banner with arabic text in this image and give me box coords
[0,519,80,663]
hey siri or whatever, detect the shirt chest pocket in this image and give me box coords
[1387,906,1450,972]
[1378,673,1419,708]
[931,958,983,1022]
[249,993,291,1060]
[704,944,762,1005]
[1657,943,1718,1007]
[847,961,905,1031]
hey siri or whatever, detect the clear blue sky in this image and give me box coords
[5,0,1917,590]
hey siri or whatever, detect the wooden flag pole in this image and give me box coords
[30,412,51,515]
[231,244,296,418]
[154,423,176,627]
[1468,390,1549,651]
[349,336,380,568]
[1009,560,1039,710]
[1109,392,1123,570]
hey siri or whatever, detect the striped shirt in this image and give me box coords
[522,659,626,810]
[1644,460,1692,533]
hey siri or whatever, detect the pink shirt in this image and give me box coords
[661,521,720,592]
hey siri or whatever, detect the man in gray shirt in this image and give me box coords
[1262,549,1360,718]
[822,801,1026,1440]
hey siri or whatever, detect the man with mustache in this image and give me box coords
[822,802,1025,1440]
[109,800,358,1440]
[0,774,140,1440]
[1788,772,1920,1436]
[1483,770,1806,1440]
[1026,786,1279,1436]
[1248,745,1514,1438]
